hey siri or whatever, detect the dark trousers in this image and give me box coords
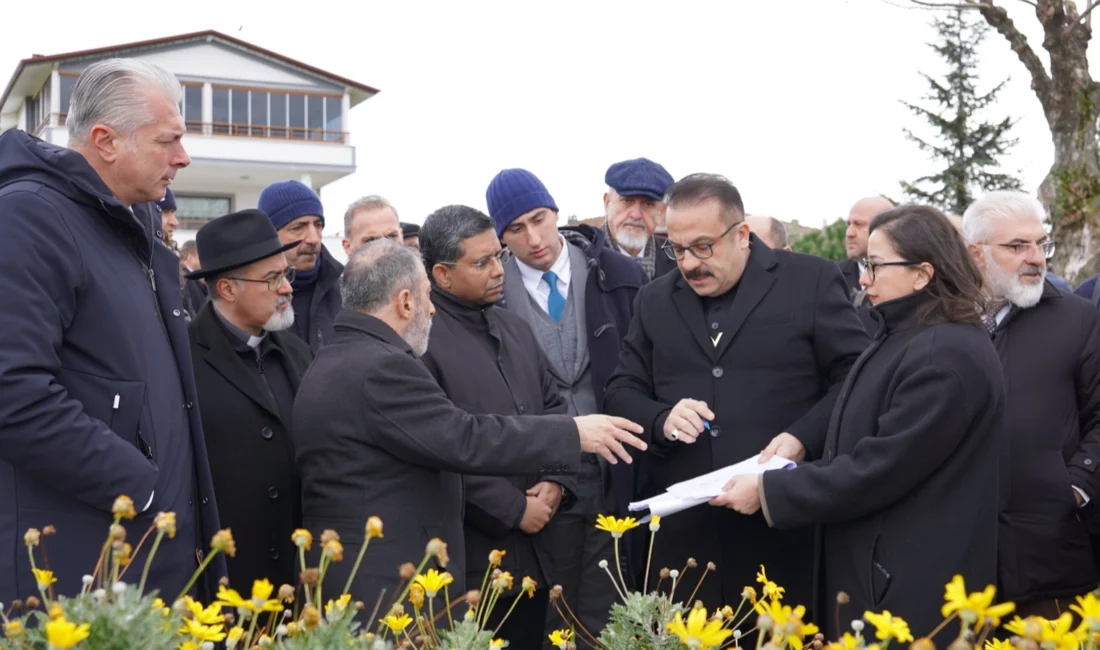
[541,513,624,649]
[484,587,550,648]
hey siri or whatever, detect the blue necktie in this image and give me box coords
[543,271,565,323]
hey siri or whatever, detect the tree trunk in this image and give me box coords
[919,0,1100,283]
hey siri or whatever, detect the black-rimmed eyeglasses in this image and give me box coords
[226,267,296,291]
[661,222,740,261]
[860,259,919,282]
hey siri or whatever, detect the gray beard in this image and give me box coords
[264,302,296,332]
[407,306,433,356]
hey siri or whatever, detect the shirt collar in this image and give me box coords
[213,303,266,349]
[516,235,571,286]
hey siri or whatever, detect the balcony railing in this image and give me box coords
[49,114,349,144]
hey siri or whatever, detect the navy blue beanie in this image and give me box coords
[258,180,325,231]
[486,169,558,236]
[157,187,177,212]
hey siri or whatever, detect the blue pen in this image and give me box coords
[703,421,711,430]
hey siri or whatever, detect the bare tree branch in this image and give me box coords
[1081,0,1100,25]
[972,1,1055,115]
[907,0,984,8]
[1014,0,1039,7]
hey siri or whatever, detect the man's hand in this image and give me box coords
[759,432,806,463]
[526,481,564,515]
[709,475,761,514]
[574,415,646,465]
[519,495,553,534]
[662,399,715,444]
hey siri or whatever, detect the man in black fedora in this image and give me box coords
[185,209,314,590]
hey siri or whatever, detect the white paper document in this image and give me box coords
[666,454,795,500]
[627,454,795,523]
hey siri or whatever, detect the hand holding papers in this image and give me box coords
[627,453,795,522]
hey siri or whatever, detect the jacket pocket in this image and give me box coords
[110,380,153,460]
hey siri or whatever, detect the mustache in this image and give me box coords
[275,297,292,307]
[684,268,713,280]
[296,244,321,255]
[1019,264,1043,275]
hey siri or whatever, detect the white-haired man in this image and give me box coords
[963,190,1100,618]
[0,59,225,602]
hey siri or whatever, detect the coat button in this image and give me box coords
[268,487,279,499]
[712,367,724,378]
[172,309,181,317]
[261,427,274,440]
[710,426,721,438]
[1087,459,1094,466]
[518,405,526,413]
[202,497,209,505]
[270,548,280,560]
[711,322,719,330]
[185,401,193,409]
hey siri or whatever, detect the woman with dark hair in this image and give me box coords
[712,205,1006,640]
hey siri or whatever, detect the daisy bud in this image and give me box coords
[155,512,177,538]
[599,559,608,569]
[211,529,236,557]
[399,563,416,580]
[836,591,850,605]
[466,590,481,607]
[366,516,384,539]
[112,495,136,520]
[426,538,449,567]
[24,597,39,610]
[851,620,865,633]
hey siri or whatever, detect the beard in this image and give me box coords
[406,299,434,356]
[264,298,296,332]
[982,248,1045,309]
[613,220,650,252]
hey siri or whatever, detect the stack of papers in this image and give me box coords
[628,454,795,523]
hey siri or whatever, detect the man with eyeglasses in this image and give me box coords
[486,168,649,642]
[417,204,578,647]
[185,209,313,591]
[962,190,1100,620]
[604,173,869,612]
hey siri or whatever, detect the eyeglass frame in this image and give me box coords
[438,248,511,272]
[984,240,1056,259]
[661,221,741,261]
[859,258,921,283]
[225,266,297,291]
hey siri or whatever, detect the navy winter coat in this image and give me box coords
[0,130,225,603]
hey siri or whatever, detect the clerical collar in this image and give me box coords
[213,304,266,349]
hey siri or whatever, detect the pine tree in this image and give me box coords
[900,8,1021,215]
[791,219,847,261]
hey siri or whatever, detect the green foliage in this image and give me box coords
[791,219,848,261]
[597,592,686,650]
[901,7,1022,214]
[1053,163,1100,228]
[436,617,501,649]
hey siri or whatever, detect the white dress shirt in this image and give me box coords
[516,236,571,315]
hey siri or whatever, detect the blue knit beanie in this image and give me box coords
[258,180,325,231]
[485,169,558,236]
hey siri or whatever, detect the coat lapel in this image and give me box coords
[714,241,777,361]
[672,279,715,360]
[195,307,282,422]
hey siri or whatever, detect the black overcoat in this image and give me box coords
[188,304,313,590]
[992,282,1100,603]
[292,310,583,606]
[760,292,1005,639]
[604,237,869,609]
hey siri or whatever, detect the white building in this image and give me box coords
[0,30,378,249]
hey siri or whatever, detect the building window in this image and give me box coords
[24,95,38,131]
[325,96,342,142]
[288,94,306,139]
[176,195,232,230]
[60,74,77,116]
[211,88,230,134]
[182,85,203,133]
[209,85,343,142]
[24,83,51,133]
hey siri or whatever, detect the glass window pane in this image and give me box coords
[176,196,232,229]
[288,94,306,139]
[307,95,323,140]
[25,96,38,131]
[212,88,230,134]
[270,93,287,138]
[325,96,342,142]
[184,86,203,133]
[250,91,267,136]
[60,75,77,114]
[231,89,248,135]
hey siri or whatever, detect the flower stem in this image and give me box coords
[299,547,310,606]
[643,530,656,594]
[444,584,454,631]
[137,530,166,596]
[492,591,525,636]
[27,548,49,607]
[613,538,629,601]
[687,565,712,605]
[175,548,219,602]
[600,564,628,602]
[391,553,432,612]
[476,562,493,621]
[341,538,372,596]
[926,613,957,641]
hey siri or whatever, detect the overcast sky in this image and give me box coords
[3,0,1082,233]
